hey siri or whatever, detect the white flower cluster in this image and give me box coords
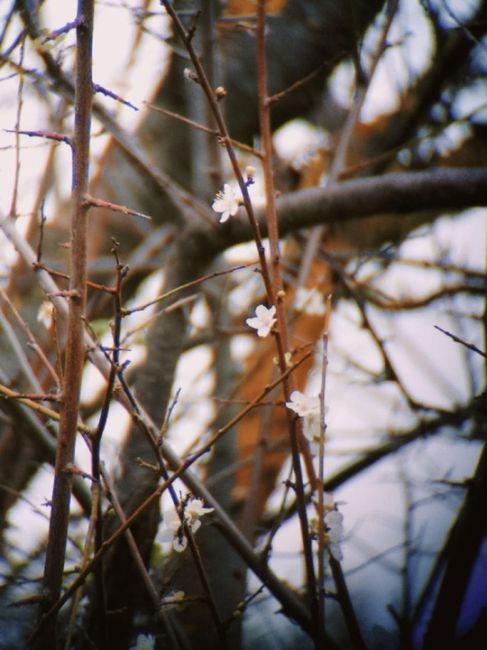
[311,493,344,562]
[159,497,214,553]
[286,390,328,452]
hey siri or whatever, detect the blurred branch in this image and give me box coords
[0,369,91,516]
[366,0,487,163]
[174,167,487,251]
[424,441,487,646]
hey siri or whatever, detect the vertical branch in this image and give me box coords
[424,441,487,646]
[316,296,332,642]
[36,0,94,644]
[160,1,317,484]
[255,0,319,643]
[9,35,25,218]
[329,558,367,650]
[160,0,271,301]
[87,244,126,647]
[189,0,221,199]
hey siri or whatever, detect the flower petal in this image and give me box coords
[246,304,277,338]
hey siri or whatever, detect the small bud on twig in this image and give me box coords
[215,85,227,100]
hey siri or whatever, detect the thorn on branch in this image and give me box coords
[92,83,138,111]
[136,457,159,472]
[63,463,95,482]
[41,19,79,43]
[84,194,152,220]
[4,128,72,147]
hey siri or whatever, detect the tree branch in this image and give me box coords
[175,167,487,253]
[35,2,94,646]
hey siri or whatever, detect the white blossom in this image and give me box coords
[325,510,344,561]
[303,405,330,454]
[286,390,320,417]
[159,509,184,552]
[294,287,326,316]
[245,165,256,181]
[310,500,344,561]
[212,183,241,223]
[37,300,54,329]
[328,540,343,562]
[185,497,214,522]
[303,413,321,453]
[159,497,213,553]
[246,304,277,338]
[325,510,344,538]
[313,492,345,512]
[321,492,336,511]
[132,634,155,650]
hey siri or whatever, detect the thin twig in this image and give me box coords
[15,5,214,225]
[0,289,60,388]
[144,101,262,158]
[255,1,319,642]
[92,82,138,111]
[0,382,95,436]
[124,263,253,315]
[434,325,487,358]
[8,35,25,217]
[268,62,328,106]
[84,194,152,220]
[316,295,332,641]
[5,128,72,147]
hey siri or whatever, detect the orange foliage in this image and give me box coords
[224,0,288,17]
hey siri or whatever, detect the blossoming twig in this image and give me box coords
[159,497,214,553]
